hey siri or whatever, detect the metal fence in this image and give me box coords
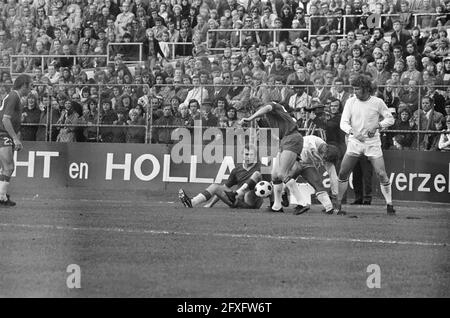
[2,82,447,151]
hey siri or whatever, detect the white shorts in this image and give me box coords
[346,138,383,158]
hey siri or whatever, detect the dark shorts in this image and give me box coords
[0,136,14,148]
[280,132,303,155]
[235,191,264,209]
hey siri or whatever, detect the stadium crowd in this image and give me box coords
[0,0,450,151]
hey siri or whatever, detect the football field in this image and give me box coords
[0,190,449,298]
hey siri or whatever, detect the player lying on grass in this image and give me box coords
[178,145,265,209]
[282,135,340,215]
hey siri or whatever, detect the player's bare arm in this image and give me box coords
[239,104,273,125]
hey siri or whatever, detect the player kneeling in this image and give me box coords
[178,145,265,209]
[284,135,340,215]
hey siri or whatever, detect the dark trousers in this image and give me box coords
[352,156,373,202]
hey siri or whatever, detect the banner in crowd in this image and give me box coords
[11,142,450,204]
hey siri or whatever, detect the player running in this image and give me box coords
[0,74,32,207]
[178,145,265,209]
[334,75,395,215]
[283,135,340,215]
[235,98,304,212]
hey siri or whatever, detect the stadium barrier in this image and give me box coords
[12,141,450,204]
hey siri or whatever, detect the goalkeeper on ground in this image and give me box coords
[178,145,265,209]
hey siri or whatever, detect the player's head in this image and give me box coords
[14,74,32,95]
[350,74,373,101]
[243,144,258,165]
[321,144,340,164]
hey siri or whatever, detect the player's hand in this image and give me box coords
[366,127,377,138]
[13,138,23,151]
[353,132,366,142]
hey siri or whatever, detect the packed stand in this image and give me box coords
[0,0,449,151]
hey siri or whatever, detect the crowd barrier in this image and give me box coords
[7,82,447,150]
[11,142,450,204]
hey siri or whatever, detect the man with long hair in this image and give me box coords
[334,75,396,215]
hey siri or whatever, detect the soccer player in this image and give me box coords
[178,145,264,209]
[334,75,395,215]
[284,135,340,215]
[0,74,32,206]
[236,98,304,212]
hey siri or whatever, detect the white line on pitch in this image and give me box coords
[21,197,175,204]
[0,223,447,247]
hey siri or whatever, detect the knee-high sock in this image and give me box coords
[285,179,305,205]
[0,180,9,201]
[192,190,212,206]
[272,181,283,210]
[380,182,392,205]
[337,179,349,202]
[316,191,333,211]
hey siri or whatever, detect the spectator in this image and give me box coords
[56,100,83,143]
[311,76,332,104]
[188,99,202,121]
[225,106,239,128]
[99,99,118,143]
[152,105,181,144]
[178,103,194,127]
[180,75,209,108]
[390,106,417,149]
[288,81,311,119]
[201,100,218,127]
[126,108,146,143]
[325,98,346,158]
[437,116,450,151]
[21,93,41,141]
[391,20,412,51]
[413,96,445,150]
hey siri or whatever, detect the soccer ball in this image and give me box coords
[255,181,273,198]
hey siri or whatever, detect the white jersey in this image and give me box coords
[300,135,326,166]
[340,95,394,145]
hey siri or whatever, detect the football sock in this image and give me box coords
[192,190,212,206]
[285,178,303,204]
[316,191,333,211]
[337,179,349,202]
[380,182,392,205]
[0,175,10,202]
[272,181,283,210]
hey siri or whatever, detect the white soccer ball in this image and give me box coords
[255,181,273,198]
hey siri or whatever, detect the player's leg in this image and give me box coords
[0,144,16,206]
[241,190,264,209]
[203,195,220,208]
[301,167,334,214]
[351,159,364,204]
[285,162,310,214]
[368,154,395,215]
[272,149,298,211]
[334,153,360,214]
[179,184,236,208]
[361,156,374,205]
[225,171,262,203]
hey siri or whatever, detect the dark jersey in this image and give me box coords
[262,102,298,139]
[0,91,22,137]
[225,162,261,189]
